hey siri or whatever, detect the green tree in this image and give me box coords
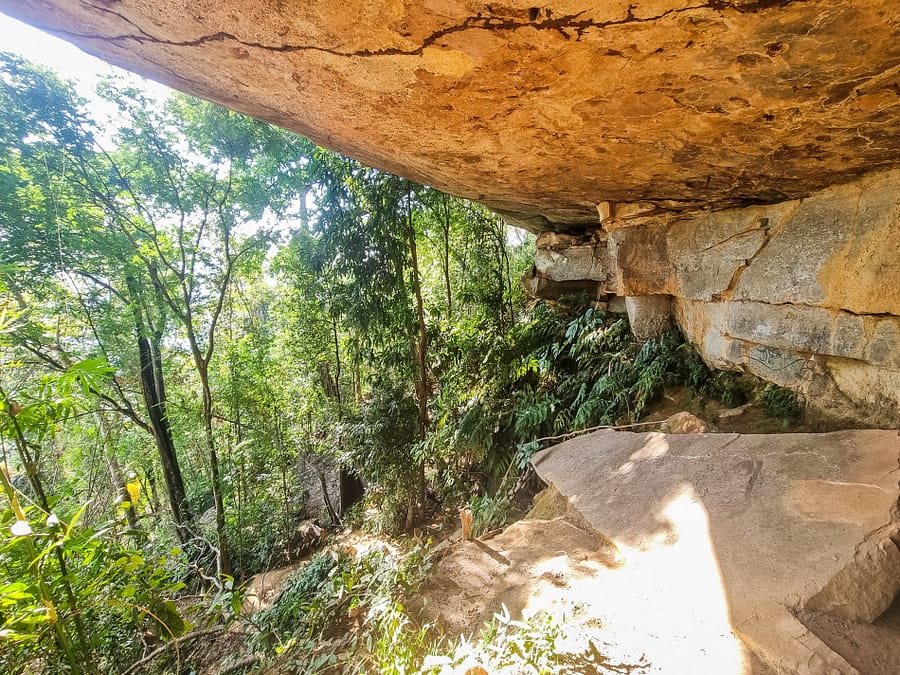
[0,53,197,544]
[0,55,314,576]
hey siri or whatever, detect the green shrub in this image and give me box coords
[758,383,802,421]
[338,383,421,532]
[421,304,749,516]
[253,552,337,640]
[468,493,511,537]
[253,545,434,673]
[422,606,623,675]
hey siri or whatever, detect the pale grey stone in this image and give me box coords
[625,295,672,340]
[533,244,608,282]
[865,320,900,371]
[607,294,626,314]
[725,302,868,361]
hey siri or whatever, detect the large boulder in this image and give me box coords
[532,428,900,673]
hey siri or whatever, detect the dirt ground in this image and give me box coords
[641,386,825,435]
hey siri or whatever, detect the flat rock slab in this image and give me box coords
[532,429,900,674]
[420,517,768,674]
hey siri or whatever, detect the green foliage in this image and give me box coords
[469,493,511,537]
[264,559,617,675]
[422,607,619,675]
[0,355,186,674]
[339,383,422,532]
[253,545,433,673]
[0,506,189,672]
[757,383,802,421]
[702,370,747,407]
[429,304,729,503]
[253,552,336,640]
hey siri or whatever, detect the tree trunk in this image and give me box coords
[126,278,192,542]
[197,363,232,577]
[498,217,514,327]
[331,314,342,409]
[97,413,139,530]
[406,186,429,525]
[441,195,453,316]
[318,362,337,400]
[228,332,245,573]
[316,468,340,528]
[353,356,362,402]
[274,414,295,558]
[144,470,159,515]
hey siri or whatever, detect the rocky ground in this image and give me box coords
[179,401,899,674]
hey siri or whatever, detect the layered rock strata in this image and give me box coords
[524,169,900,426]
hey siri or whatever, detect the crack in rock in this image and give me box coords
[712,199,802,300]
[50,0,812,59]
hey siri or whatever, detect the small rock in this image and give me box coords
[293,520,325,555]
[625,295,672,340]
[718,403,753,419]
[608,295,627,313]
[662,411,717,434]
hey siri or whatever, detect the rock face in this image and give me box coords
[625,295,673,340]
[3,1,898,420]
[529,169,900,426]
[532,429,900,673]
[3,1,900,229]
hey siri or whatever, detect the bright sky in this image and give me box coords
[0,11,171,111]
[0,11,315,241]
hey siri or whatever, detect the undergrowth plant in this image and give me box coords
[757,383,803,421]
[251,544,434,673]
[252,552,337,640]
[261,553,627,675]
[468,493,511,538]
[421,607,634,675]
[0,347,191,674]
[430,302,741,500]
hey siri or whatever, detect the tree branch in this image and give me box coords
[119,627,228,675]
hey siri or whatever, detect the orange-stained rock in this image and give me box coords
[663,411,717,434]
[3,0,900,229]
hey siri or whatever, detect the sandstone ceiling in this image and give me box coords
[2,1,899,230]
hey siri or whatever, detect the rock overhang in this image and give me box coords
[3,0,900,230]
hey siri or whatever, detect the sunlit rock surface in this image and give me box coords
[3,1,900,229]
[532,429,900,673]
[529,169,900,425]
